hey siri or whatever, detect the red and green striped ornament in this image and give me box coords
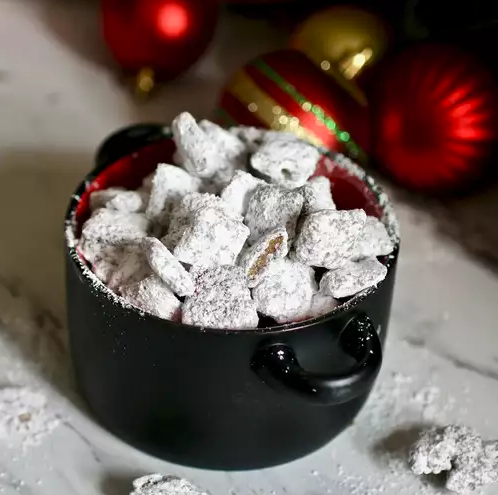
[215,49,370,160]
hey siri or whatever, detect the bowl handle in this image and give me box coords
[251,313,382,405]
[95,123,167,169]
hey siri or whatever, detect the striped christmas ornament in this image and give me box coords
[215,49,370,161]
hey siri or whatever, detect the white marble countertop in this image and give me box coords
[0,1,498,494]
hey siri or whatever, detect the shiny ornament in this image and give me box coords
[102,0,219,96]
[373,43,498,194]
[291,5,389,96]
[216,49,370,160]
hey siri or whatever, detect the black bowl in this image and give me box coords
[64,124,400,470]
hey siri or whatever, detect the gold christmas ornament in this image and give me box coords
[291,6,389,85]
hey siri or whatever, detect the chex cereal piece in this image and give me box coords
[220,170,266,217]
[250,137,320,189]
[261,130,300,143]
[229,126,265,152]
[294,209,366,269]
[252,258,317,324]
[238,228,288,288]
[79,241,132,284]
[130,474,209,495]
[146,163,201,225]
[307,292,339,319]
[182,265,258,329]
[172,112,221,179]
[81,208,150,245]
[142,237,194,296]
[320,258,387,299]
[107,245,151,291]
[245,185,303,244]
[120,275,181,320]
[174,206,249,267]
[89,187,125,210]
[106,190,148,213]
[351,216,394,261]
[141,174,154,192]
[299,176,336,215]
[162,192,241,250]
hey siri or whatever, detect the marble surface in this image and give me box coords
[0,1,498,494]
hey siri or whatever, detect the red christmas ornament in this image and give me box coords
[373,43,498,194]
[216,49,370,161]
[102,0,219,91]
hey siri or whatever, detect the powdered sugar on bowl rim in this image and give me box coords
[64,128,400,334]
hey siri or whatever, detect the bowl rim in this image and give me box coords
[64,126,400,336]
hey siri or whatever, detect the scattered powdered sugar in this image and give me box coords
[130,474,209,495]
[0,387,60,450]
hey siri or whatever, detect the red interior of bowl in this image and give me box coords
[74,137,383,235]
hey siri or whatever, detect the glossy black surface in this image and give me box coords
[65,125,398,470]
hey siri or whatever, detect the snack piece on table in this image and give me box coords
[182,266,258,329]
[145,163,201,226]
[220,170,267,217]
[252,258,317,324]
[245,185,303,244]
[250,137,320,189]
[294,209,366,269]
[120,275,181,320]
[320,258,387,299]
[307,292,339,319]
[162,192,241,250]
[238,228,288,288]
[130,474,209,495]
[410,425,498,494]
[351,216,394,261]
[174,206,249,267]
[298,176,336,215]
[142,237,194,297]
[81,208,150,245]
[89,187,125,210]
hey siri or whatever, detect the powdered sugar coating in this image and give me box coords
[294,209,366,269]
[410,425,498,494]
[307,292,339,319]
[220,170,267,217]
[298,176,336,215]
[182,266,258,329]
[106,190,148,213]
[142,237,194,296]
[351,215,394,261]
[106,245,151,290]
[245,185,303,244]
[238,228,288,288]
[81,209,150,245]
[120,275,181,320]
[252,258,317,323]
[89,187,125,210]
[130,474,208,495]
[251,138,320,189]
[146,163,201,225]
[172,112,220,179]
[162,192,241,250]
[174,206,249,267]
[320,258,387,299]
[229,126,266,152]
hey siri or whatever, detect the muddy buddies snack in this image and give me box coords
[410,425,498,494]
[251,136,320,188]
[238,228,288,288]
[320,258,388,299]
[75,113,396,329]
[183,266,258,329]
[245,185,303,244]
[252,258,317,323]
[130,474,209,495]
[294,209,366,269]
